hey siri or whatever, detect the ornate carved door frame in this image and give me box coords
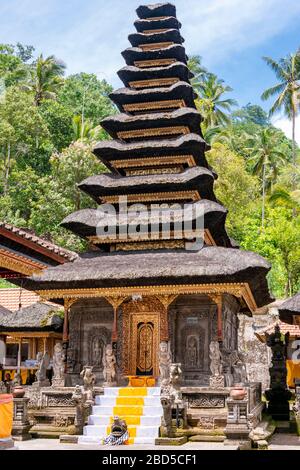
[122,296,166,377]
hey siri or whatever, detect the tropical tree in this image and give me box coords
[71,115,104,142]
[245,127,287,227]
[195,74,237,130]
[261,52,300,184]
[187,55,209,92]
[25,54,66,106]
[58,73,115,126]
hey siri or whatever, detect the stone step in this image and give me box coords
[95,395,161,406]
[78,435,156,446]
[92,404,163,416]
[103,387,160,397]
[88,414,162,426]
[84,424,159,438]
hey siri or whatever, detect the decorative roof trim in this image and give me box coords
[36,281,257,314]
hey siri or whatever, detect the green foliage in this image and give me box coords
[232,103,270,126]
[38,100,73,151]
[58,73,116,126]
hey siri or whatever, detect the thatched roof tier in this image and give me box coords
[110,81,196,112]
[61,199,231,247]
[0,304,11,316]
[136,3,176,19]
[79,167,216,202]
[25,247,272,310]
[93,134,209,174]
[134,16,181,33]
[101,108,202,141]
[278,293,300,323]
[0,302,63,332]
[121,44,187,66]
[128,29,184,48]
[117,63,192,88]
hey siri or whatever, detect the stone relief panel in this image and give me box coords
[67,299,113,382]
[169,295,215,385]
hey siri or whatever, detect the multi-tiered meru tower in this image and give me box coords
[26,3,272,389]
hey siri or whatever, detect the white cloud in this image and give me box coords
[1,0,300,87]
[272,114,300,145]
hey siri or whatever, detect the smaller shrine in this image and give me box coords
[0,302,63,384]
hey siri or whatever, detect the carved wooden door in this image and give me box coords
[130,313,159,376]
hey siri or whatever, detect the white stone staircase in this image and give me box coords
[78,386,162,445]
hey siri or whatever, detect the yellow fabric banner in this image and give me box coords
[0,394,13,439]
[287,360,300,387]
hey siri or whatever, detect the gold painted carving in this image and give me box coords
[117,125,190,140]
[123,99,185,113]
[128,77,179,89]
[134,58,176,68]
[142,28,169,34]
[88,229,212,245]
[112,155,196,170]
[112,240,185,252]
[36,282,257,313]
[0,251,44,276]
[122,296,164,375]
[101,190,200,205]
[125,166,184,176]
[139,42,174,51]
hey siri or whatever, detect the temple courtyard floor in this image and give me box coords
[13,435,300,450]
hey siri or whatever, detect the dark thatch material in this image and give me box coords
[121,44,187,66]
[25,247,272,310]
[0,302,63,332]
[128,29,184,48]
[61,199,232,247]
[0,304,12,316]
[278,293,300,323]
[79,167,216,202]
[93,134,208,173]
[110,81,196,112]
[134,16,181,33]
[136,3,176,19]
[101,108,202,140]
[117,62,193,88]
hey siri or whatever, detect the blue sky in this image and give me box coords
[1,0,299,140]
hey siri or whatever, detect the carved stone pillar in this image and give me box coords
[208,294,223,342]
[12,397,31,441]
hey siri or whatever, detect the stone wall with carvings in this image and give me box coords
[169,294,216,385]
[169,294,240,386]
[238,311,275,390]
[67,298,113,384]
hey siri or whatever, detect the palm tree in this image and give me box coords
[195,74,237,130]
[261,52,300,186]
[246,127,287,227]
[25,54,66,106]
[72,115,103,142]
[187,55,209,93]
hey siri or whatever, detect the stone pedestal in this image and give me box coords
[265,388,291,421]
[51,378,65,388]
[224,398,250,445]
[209,375,225,388]
[12,397,31,441]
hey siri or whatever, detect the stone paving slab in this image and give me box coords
[15,438,238,451]
[269,434,300,450]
